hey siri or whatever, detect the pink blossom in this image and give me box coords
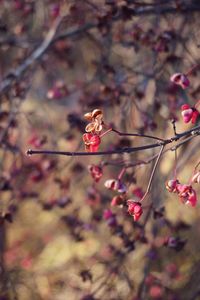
[104,179,127,193]
[83,133,101,152]
[170,73,190,89]
[165,179,180,193]
[127,200,143,221]
[176,184,197,207]
[181,104,199,124]
[166,179,198,207]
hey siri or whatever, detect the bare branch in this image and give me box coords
[1,3,200,95]
[27,125,200,157]
[0,16,64,95]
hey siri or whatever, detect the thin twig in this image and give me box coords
[111,128,164,141]
[140,145,164,202]
[194,161,200,171]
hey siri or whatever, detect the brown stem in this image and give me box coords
[100,132,200,173]
[171,119,177,136]
[117,168,126,181]
[100,128,112,138]
[140,145,164,202]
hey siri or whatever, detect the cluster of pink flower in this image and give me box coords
[181,104,199,124]
[87,164,130,209]
[170,72,199,124]
[83,67,200,221]
[166,173,200,207]
[104,177,144,221]
[88,166,144,220]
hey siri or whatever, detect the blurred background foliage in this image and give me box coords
[0,0,200,299]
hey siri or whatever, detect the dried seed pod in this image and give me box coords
[91,109,103,119]
[84,112,93,121]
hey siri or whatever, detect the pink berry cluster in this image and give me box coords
[166,176,199,207]
[181,104,199,124]
[104,177,144,221]
[82,85,199,222]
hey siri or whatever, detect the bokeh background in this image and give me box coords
[0,1,200,299]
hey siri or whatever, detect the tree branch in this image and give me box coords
[27,125,200,157]
[0,16,64,95]
[1,3,200,95]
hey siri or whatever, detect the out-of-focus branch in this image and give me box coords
[0,16,64,95]
[0,223,7,297]
[0,3,200,95]
[130,3,200,15]
[1,3,200,49]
